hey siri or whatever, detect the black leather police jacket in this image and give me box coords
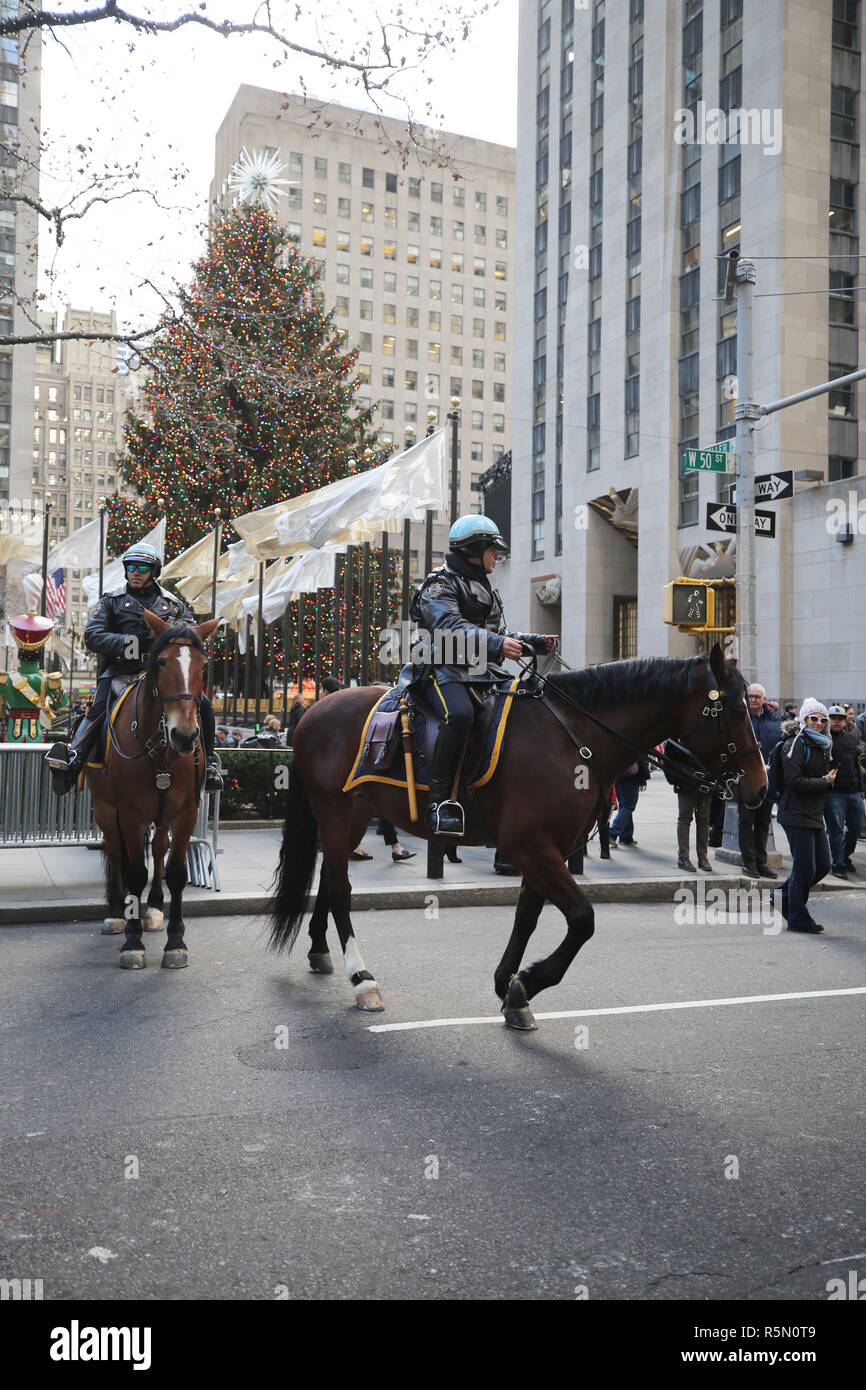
[405,555,546,685]
[85,581,193,677]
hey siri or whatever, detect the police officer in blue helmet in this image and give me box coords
[410,515,556,836]
[46,542,222,795]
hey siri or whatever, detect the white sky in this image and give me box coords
[36,0,518,332]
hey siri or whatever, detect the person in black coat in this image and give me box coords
[824,704,865,877]
[775,699,836,933]
[738,683,783,878]
[662,738,713,872]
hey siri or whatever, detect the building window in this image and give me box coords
[405,370,418,391]
[493,382,504,402]
[407,244,419,264]
[384,271,397,293]
[430,247,442,269]
[828,455,856,480]
[383,367,395,387]
[384,241,396,260]
[409,177,421,197]
[472,379,484,400]
[471,410,483,430]
[496,195,508,217]
[359,333,372,353]
[406,340,418,359]
[431,215,442,237]
[407,276,419,296]
[494,352,506,372]
[829,363,856,417]
[475,224,486,245]
[473,317,485,339]
[451,345,463,365]
[453,220,464,240]
[830,271,856,324]
[473,256,486,276]
[494,321,506,341]
[428,342,441,362]
[452,283,464,304]
[338,162,351,184]
[429,310,441,331]
[336,263,350,284]
[452,252,464,274]
[362,167,375,188]
[386,171,397,193]
[452,314,463,335]
[383,335,396,356]
[360,268,373,288]
[335,296,349,317]
[431,182,443,202]
[360,237,373,256]
[384,206,396,227]
[430,280,442,301]
[830,178,857,233]
[613,598,638,660]
[473,349,484,369]
[494,261,507,281]
[289,152,303,175]
[493,414,504,433]
[381,401,394,421]
[383,302,396,324]
[312,227,326,248]
[406,305,419,327]
[475,191,486,211]
[313,192,327,214]
[360,299,373,320]
[357,364,370,385]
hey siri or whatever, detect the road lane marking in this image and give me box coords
[367,986,866,1033]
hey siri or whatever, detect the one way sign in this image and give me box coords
[706,503,776,538]
[732,469,794,503]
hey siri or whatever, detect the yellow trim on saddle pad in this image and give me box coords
[85,677,142,770]
[342,678,521,794]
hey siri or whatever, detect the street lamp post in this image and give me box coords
[97,496,106,598]
[39,493,52,618]
[207,507,221,697]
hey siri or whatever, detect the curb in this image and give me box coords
[0,874,859,926]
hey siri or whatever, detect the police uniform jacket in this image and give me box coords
[85,581,193,678]
[405,552,546,686]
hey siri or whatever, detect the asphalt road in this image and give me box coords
[0,893,863,1303]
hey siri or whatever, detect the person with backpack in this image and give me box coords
[738,683,783,878]
[773,698,836,934]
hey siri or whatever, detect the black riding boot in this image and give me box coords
[199,697,223,792]
[44,715,101,796]
[426,723,466,837]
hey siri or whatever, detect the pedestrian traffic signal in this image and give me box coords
[663,578,716,629]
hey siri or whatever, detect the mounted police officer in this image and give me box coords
[410,515,555,836]
[45,542,222,795]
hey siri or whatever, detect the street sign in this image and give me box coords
[706,503,776,538]
[683,441,735,474]
[732,470,794,503]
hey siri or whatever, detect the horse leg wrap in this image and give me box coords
[350,970,375,987]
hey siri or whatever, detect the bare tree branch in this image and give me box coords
[0,184,178,245]
[0,3,464,89]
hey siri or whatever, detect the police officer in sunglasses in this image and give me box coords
[46,542,222,794]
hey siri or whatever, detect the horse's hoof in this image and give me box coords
[354,983,385,1012]
[143,908,164,932]
[119,950,146,970]
[161,949,189,970]
[502,976,538,1032]
[101,917,124,935]
[308,952,334,974]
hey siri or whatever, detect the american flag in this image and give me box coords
[45,568,66,619]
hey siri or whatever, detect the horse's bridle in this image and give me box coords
[515,648,756,801]
[106,640,203,789]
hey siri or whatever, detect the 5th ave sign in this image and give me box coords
[706,502,777,538]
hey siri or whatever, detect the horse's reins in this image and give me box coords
[513,644,749,802]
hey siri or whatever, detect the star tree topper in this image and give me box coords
[228,147,292,213]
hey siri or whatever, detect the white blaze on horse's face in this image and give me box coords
[164,643,200,754]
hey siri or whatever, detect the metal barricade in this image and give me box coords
[0,744,221,891]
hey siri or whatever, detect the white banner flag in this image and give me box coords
[46,516,103,574]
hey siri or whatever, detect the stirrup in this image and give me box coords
[44,743,72,769]
[427,799,465,838]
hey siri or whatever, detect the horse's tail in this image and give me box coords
[268,758,319,955]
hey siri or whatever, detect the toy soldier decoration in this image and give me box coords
[0,613,68,743]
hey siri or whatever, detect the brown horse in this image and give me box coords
[87,612,218,970]
[268,644,768,1030]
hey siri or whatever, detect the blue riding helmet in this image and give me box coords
[121,542,162,579]
[448,514,509,558]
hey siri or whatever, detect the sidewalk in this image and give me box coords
[1,777,864,923]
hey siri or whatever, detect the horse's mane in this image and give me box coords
[546,654,708,709]
[147,623,204,682]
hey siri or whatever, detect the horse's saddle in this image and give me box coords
[343,679,521,794]
[86,675,142,772]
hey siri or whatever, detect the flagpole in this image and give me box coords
[39,492,52,617]
[207,508,221,696]
[97,496,106,598]
[254,560,264,730]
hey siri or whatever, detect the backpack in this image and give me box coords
[767,733,809,803]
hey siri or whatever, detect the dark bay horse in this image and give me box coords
[87,613,218,970]
[268,644,767,1029]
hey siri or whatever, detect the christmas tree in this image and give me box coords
[107,204,381,557]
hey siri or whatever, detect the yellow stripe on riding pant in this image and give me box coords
[430,678,450,722]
